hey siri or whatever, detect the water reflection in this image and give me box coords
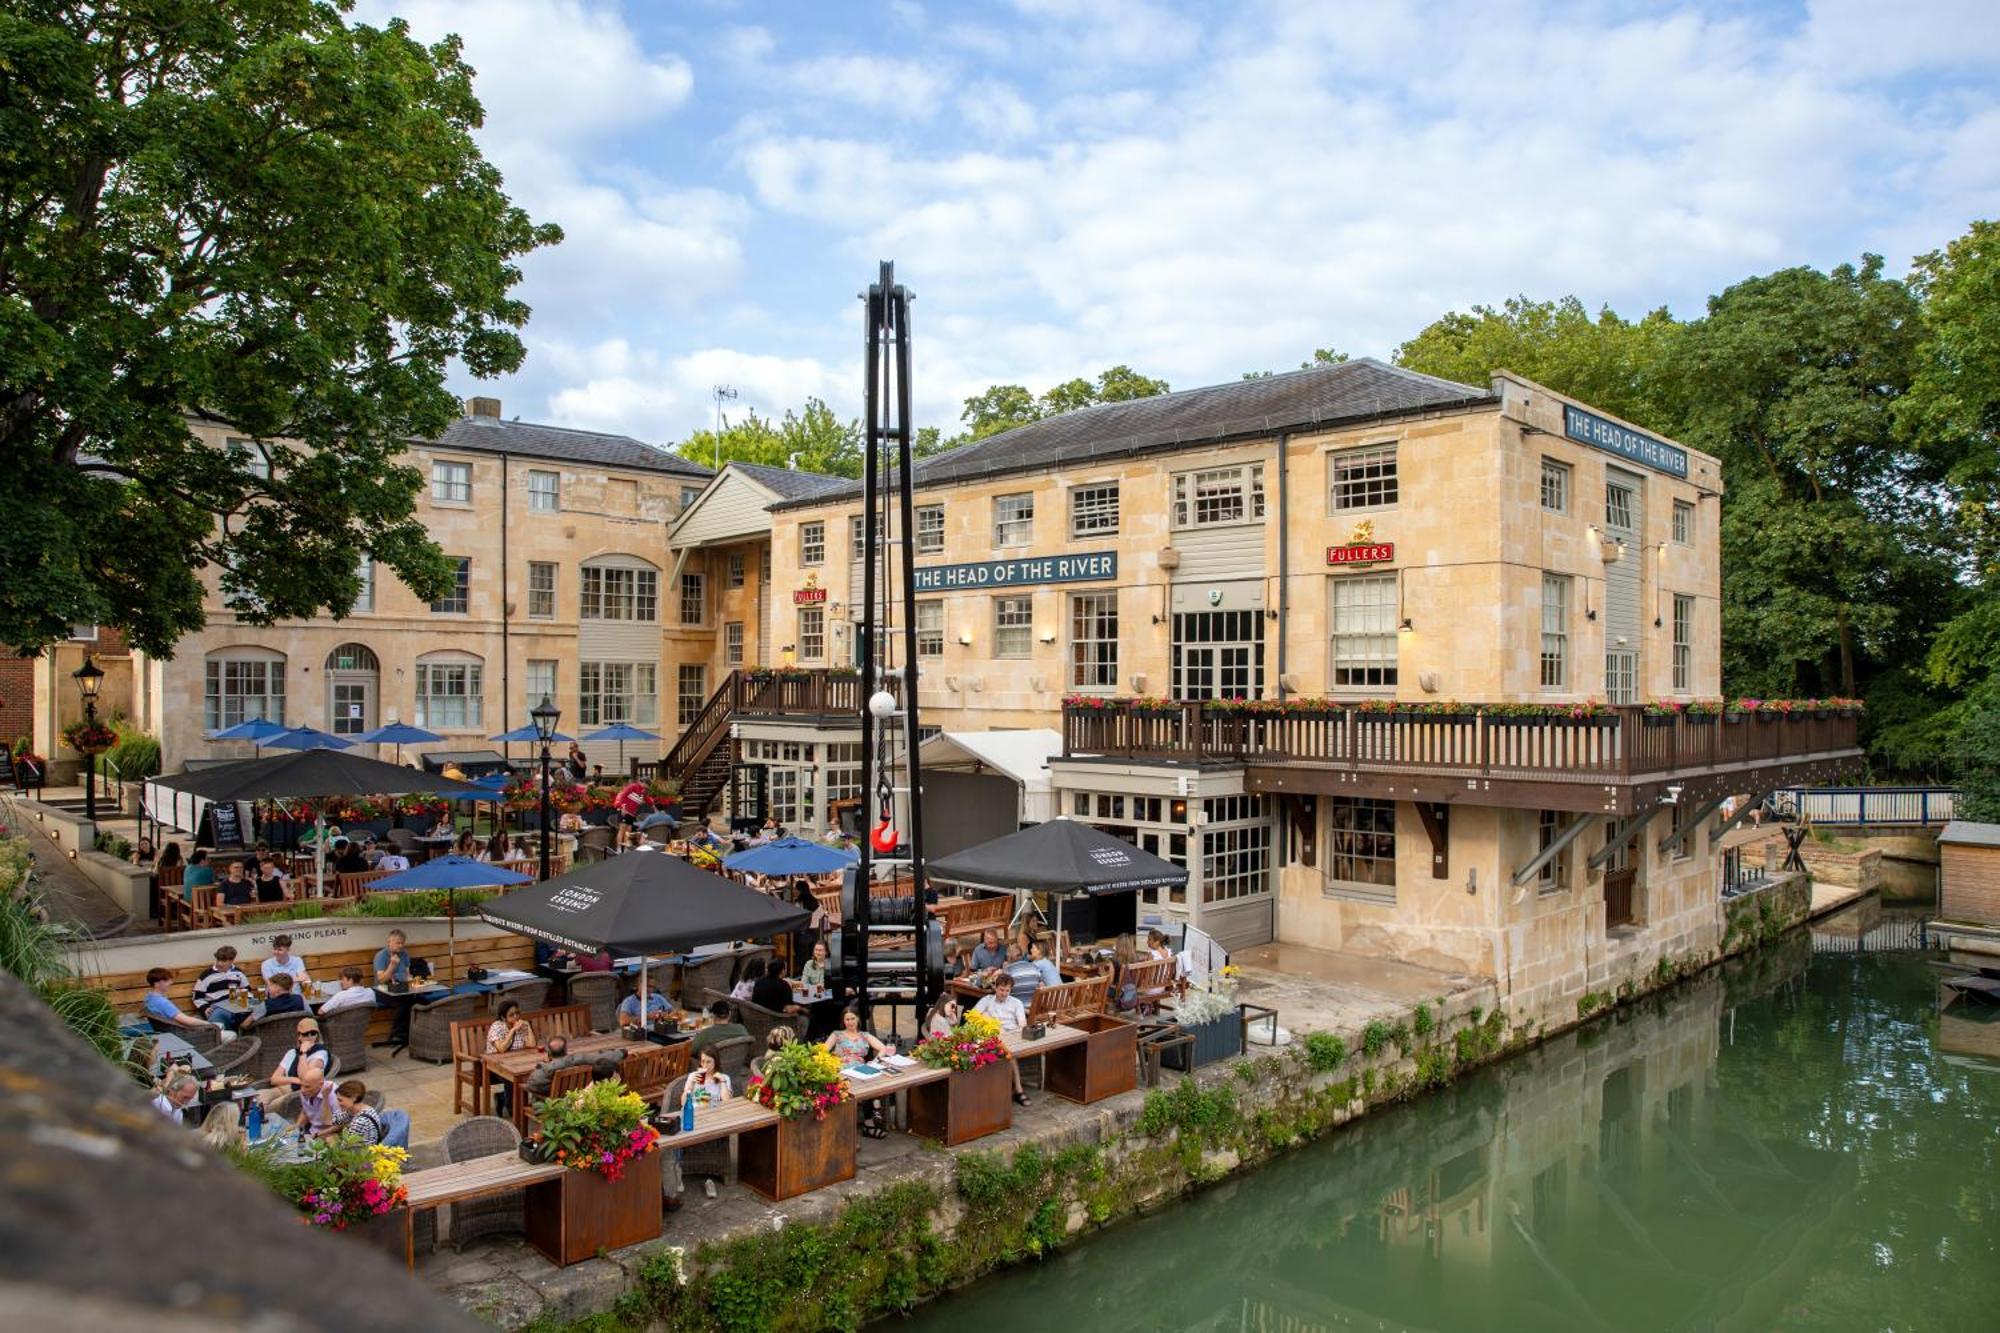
[898,934,2000,1333]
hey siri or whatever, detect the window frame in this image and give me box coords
[724,622,745,666]
[915,504,945,555]
[677,663,708,727]
[430,459,472,505]
[1536,809,1570,895]
[1541,573,1571,690]
[1605,479,1636,531]
[800,522,825,567]
[1325,796,1397,903]
[727,552,746,588]
[1540,457,1570,514]
[993,595,1033,659]
[1672,594,1694,692]
[354,556,374,613]
[1329,444,1399,513]
[524,660,557,714]
[1672,498,1693,545]
[203,653,285,732]
[580,565,658,622]
[1328,574,1398,691]
[992,493,1034,547]
[526,469,560,513]
[1069,591,1118,691]
[413,658,484,730]
[1172,463,1266,529]
[578,661,657,727]
[679,571,706,627]
[850,515,867,560]
[526,561,557,620]
[798,607,826,661]
[1069,482,1120,538]
[915,600,944,658]
[430,557,471,615]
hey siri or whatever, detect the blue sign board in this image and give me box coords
[914,551,1117,592]
[1562,404,1688,479]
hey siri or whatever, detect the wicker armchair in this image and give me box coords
[245,1012,313,1080]
[733,997,790,1048]
[706,1034,754,1085]
[732,945,776,984]
[566,972,620,1032]
[490,977,550,1015]
[679,955,736,1006]
[207,1035,262,1078]
[664,1074,731,1183]
[148,1015,224,1055]
[442,1116,525,1252]
[574,825,614,864]
[408,992,481,1064]
[316,1004,371,1074]
[386,827,420,855]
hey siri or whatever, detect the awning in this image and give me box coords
[917,728,1061,801]
[926,816,1189,897]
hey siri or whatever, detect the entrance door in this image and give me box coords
[1602,819,1637,928]
[324,643,378,736]
[1171,610,1264,700]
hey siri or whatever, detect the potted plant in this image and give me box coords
[234,1139,410,1258]
[908,1011,1013,1145]
[521,1078,663,1265]
[739,1041,857,1199]
[1165,965,1245,1070]
[61,718,118,756]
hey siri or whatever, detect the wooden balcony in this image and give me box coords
[731,669,900,718]
[1061,703,1865,815]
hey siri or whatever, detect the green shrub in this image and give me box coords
[1301,1030,1346,1071]
[93,831,133,861]
[98,725,161,782]
[1412,1002,1435,1037]
[1361,1019,1393,1059]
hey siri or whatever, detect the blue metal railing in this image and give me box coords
[1775,786,1959,826]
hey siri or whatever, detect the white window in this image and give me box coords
[203,652,285,731]
[798,607,825,661]
[1173,464,1265,528]
[915,504,944,555]
[728,552,745,588]
[678,664,707,726]
[227,437,272,481]
[1672,594,1694,692]
[1537,810,1569,894]
[580,565,658,621]
[1070,592,1118,689]
[916,601,943,658]
[1672,499,1693,545]
[993,493,1034,547]
[850,515,866,560]
[1326,797,1396,903]
[1329,575,1397,689]
[681,485,702,512]
[1202,795,1271,904]
[68,623,98,642]
[431,558,470,614]
[527,469,559,512]
[578,662,657,726]
[527,562,556,620]
[800,522,825,566]
[354,556,373,613]
[1070,483,1120,537]
[1540,458,1569,513]
[525,660,556,713]
[1605,479,1635,530]
[679,572,705,626]
[1541,574,1570,689]
[414,657,483,729]
[724,622,745,666]
[994,596,1032,658]
[431,460,471,504]
[1330,445,1397,512]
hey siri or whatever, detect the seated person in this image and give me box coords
[822,1007,893,1138]
[216,857,256,906]
[260,935,311,990]
[522,1034,597,1099]
[318,965,376,1014]
[191,946,250,1028]
[372,929,414,987]
[360,836,383,868]
[256,970,307,1019]
[1028,939,1062,990]
[260,1019,330,1108]
[1002,945,1043,1002]
[375,844,410,873]
[453,830,479,858]
[972,973,1031,1106]
[296,1066,342,1139]
[333,1080,388,1144]
[969,928,1007,974]
[576,948,615,973]
[619,989,672,1028]
[1146,929,1174,961]
[730,958,762,1002]
[941,941,972,980]
[924,994,962,1040]
[141,967,218,1034]
[749,959,800,1015]
[798,940,832,993]
[252,852,289,903]
[427,813,455,839]
[486,999,535,1117]
[182,848,215,897]
[331,838,368,875]
[689,1000,748,1060]
[152,1071,200,1124]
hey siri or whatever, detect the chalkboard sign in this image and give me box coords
[209,801,245,850]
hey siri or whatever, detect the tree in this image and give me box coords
[959,383,1042,441]
[0,2,560,656]
[958,366,1168,442]
[672,397,863,478]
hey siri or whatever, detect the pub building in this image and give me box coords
[742,359,1858,1026]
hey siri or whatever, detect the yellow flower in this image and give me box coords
[960,1011,1001,1041]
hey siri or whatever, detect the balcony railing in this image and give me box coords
[730,669,902,718]
[1062,702,1862,784]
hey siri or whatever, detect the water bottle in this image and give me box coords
[246,1099,264,1141]
[681,1090,696,1133]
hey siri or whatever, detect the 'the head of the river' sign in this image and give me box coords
[1562,404,1688,479]
[914,552,1117,592]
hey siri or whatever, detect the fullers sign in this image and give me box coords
[1563,404,1688,479]
[1327,542,1394,566]
[793,586,828,605]
[915,551,1116,592]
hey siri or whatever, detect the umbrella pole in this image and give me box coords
[1055,896,1063,966]
[447,885,457,984]
[640,956,650,1026]
[314,813,327,899]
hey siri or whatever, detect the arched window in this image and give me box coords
[204,647,285,732]
[325,643,380,735]
[414,651,484,730]
[325,643,379,673]
[580,556,659,622]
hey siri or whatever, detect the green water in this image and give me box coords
[897,936,2000,1332]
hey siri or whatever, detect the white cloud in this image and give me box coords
[540,339,843,441]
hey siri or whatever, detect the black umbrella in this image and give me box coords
[479,852,810,1017]
[927,818,1189,961]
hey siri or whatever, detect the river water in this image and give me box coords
[898,923,2000,1332]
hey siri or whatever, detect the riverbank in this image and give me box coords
[456,874,1814,1331]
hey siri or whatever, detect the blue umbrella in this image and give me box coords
[209,716,290,756]
[265,726,353,752]
[354,721,443,766]
[491,723,576,744]
[724,836,858,877]
[372,854,534,982]
[585,722,662,776]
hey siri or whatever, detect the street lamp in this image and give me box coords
[531,694,561,881]
[72,654,105,821]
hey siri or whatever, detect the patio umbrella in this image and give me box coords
[724,836,857,877]
[490,722,576,767]
[266,726,353,752]
[928,817,1190,962]
[149,750,488,900]
[481,852,809,1021]
[354,721,443,766]
[584,721,662,777]
[208,716,290,757]
[371,855,533,983]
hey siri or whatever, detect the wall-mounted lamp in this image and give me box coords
[1150,614,1163,625]
[1038,629,1056,644]
[957,629,973,646]
[1399,618,1414,634]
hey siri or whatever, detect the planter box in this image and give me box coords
[1043,1012,1139,1105]
[339,1206,414,1266]
[524,1150,663,1267]
[1161,1012,1243,1071]
[907,1058,1014,1145]
[737,1109,856,1200]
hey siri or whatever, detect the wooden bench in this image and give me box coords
[333,868,393,898]
[936,894,1013,942]
[395,1153,566,1268]
[1026,975,1110,1025]
[524,1004,591,1044]
[1118,958,1176,1012]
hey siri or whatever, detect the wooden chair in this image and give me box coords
[188,886,221,930]
[522,1003,589,1044]
[333,869,390,898]
[1118,959,1177,1014]
[450,1016,490,1115]
[1026,975,1111,1026]
[618,1044,686,1102]
[522,1065,594,1134]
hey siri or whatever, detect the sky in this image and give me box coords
[356,0,2000,448]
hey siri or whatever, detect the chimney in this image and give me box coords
[465,396,502,419]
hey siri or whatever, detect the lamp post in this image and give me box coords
[532,695,560,881]
[72,654,105,822]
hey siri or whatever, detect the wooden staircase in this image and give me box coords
[643,669,887,820]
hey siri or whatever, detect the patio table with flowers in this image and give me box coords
[519,1079,664,1265]
[906,1011,1017,1145]
[738,1041,857,1199]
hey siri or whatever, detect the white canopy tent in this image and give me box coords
[916,728,1061,826]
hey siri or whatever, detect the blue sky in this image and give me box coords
[358,0,2000,446]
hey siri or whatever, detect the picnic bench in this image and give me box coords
[935,893,1013,942]
[1026,975,1110,1025]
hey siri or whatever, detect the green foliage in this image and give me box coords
[1577,990,1611,1018]
[93,831,132,861]
[1134,1077,1238,1140]
[957,365,1169,443]
[0,843,133,1072]
[1361,1019,1393,1059]
[673,398,863,479]
[1412,1002,1435,1037]
[0,1,559,655]
[1301,1030,1347,1071]
[1950,695,2000,821]
[98,724,161,782]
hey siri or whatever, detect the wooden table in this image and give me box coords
[396,1153,566,1267]
[1040,1012,1139,1104]
[484,1032,636,1129]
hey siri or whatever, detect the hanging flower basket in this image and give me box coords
[62,720,118,756]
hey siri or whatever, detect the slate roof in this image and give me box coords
[729,461,855,501]
[769,357,1491,509]
[1939,820,2000,848]
[434,414,712,478]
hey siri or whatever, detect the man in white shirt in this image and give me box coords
[318,965,377,1014]
[152,1072,200,1124]
[376,848,411,872]
[971,974,1031,1107]
[260,935,311,990]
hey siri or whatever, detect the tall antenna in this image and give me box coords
[710,385,737,470]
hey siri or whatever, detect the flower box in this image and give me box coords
[1042,1012,1138,1105]
[524,1146,662,1266]
[1161,1012,1243,1071]
[339,1204,415,1265]
[737,1106,856,1200]
[1642,713,1678,727]
[907,1058,1014,1145]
